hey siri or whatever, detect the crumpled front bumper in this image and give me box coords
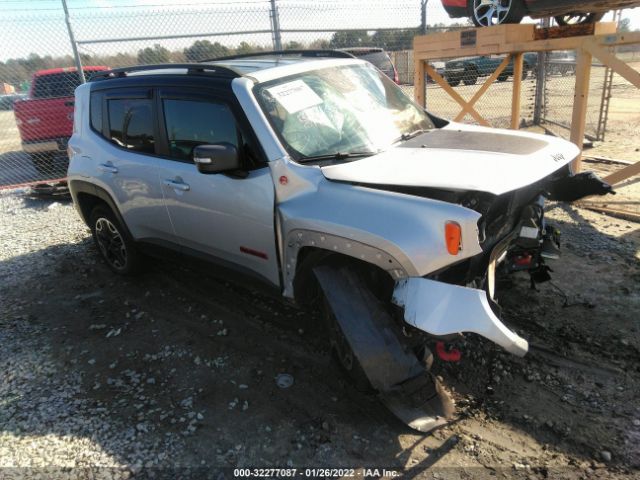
[392,277,529,357]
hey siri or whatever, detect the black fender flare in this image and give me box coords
[68,179,133,239]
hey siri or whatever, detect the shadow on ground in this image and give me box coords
[0,194,638,477]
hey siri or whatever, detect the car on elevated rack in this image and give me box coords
[67,50,613,432]
[441,0,640,27]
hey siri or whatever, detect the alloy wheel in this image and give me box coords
[95,217,127,270]
[472,0,513,26]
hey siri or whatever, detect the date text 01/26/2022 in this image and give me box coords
[233,468,400,478]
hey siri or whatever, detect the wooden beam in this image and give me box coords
[414,59,425,107]
[511,52,524,129]
[603,160,640,185]
[412,23,634,62]
[424,63,491,126]
[569,48,592,172]
[454,55,512,122]
[586,43,640,89]
[577,203,640,223]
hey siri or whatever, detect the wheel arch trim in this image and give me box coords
[283,228,408,298]
[69,179,132,238]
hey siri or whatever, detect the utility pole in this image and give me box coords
[270,0,283,51]
[61,0,85,83]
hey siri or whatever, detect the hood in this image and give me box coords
[320,124,580,196]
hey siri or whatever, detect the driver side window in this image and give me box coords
[162,99,238,161]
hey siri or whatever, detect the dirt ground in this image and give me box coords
[0,178,639,478]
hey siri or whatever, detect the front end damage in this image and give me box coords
[391,278,529,357]
[312,168,613,433]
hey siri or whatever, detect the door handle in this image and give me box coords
[163,179,190,191]
[98,163,118,174]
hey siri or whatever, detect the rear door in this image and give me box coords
[154,88,279,287]
[89,87,175,243]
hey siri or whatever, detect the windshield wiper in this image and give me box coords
[398,129,430,142]
[298,151,374,163]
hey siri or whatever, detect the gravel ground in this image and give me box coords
[0,184,639,479]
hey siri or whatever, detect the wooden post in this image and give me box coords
[510,52,524,129]
[414,59,425,107]
[569,48,592,172]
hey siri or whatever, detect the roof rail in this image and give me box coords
[201,49,356,63]
[89,63,240,82]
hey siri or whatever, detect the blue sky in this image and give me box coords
[0,0,639,61]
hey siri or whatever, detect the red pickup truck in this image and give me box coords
[14,66,108,174]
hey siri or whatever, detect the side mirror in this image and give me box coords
[193,143,241,174]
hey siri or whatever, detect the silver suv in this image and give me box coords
[68,51,612,432]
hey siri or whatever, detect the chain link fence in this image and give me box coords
[0,0,637,188]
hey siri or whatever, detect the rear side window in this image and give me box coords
[90,92,102,133]
[162,99,238,161]
[107,98,155,154]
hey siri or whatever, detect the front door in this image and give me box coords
[155,90,280,287]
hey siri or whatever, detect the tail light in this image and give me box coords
[445,221,462,255]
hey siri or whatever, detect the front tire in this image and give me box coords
[322,298,373,392]
[468,0,525,27]
[89,205,143,275]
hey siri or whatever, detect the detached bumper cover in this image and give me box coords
[392,278,529,357]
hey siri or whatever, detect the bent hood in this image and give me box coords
[320,124,580,195]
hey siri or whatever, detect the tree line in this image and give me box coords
[6,20,638,89]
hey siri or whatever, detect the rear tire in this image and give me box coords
[89,205,144,275]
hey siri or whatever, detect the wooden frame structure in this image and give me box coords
[413,23,640,186]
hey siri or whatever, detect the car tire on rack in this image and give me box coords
[89,205,144,275]
[554,12,604,26]
[468,0,526,27]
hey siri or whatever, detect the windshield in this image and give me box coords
[254,63,434,161]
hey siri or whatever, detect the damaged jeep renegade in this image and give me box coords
[67,51,613,432]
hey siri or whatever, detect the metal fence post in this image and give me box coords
[270,0,283,51]
[61,0,85,83]
[533,18,549,125]
[420,0,428,35]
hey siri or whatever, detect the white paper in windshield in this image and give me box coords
[265,80,322,114]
